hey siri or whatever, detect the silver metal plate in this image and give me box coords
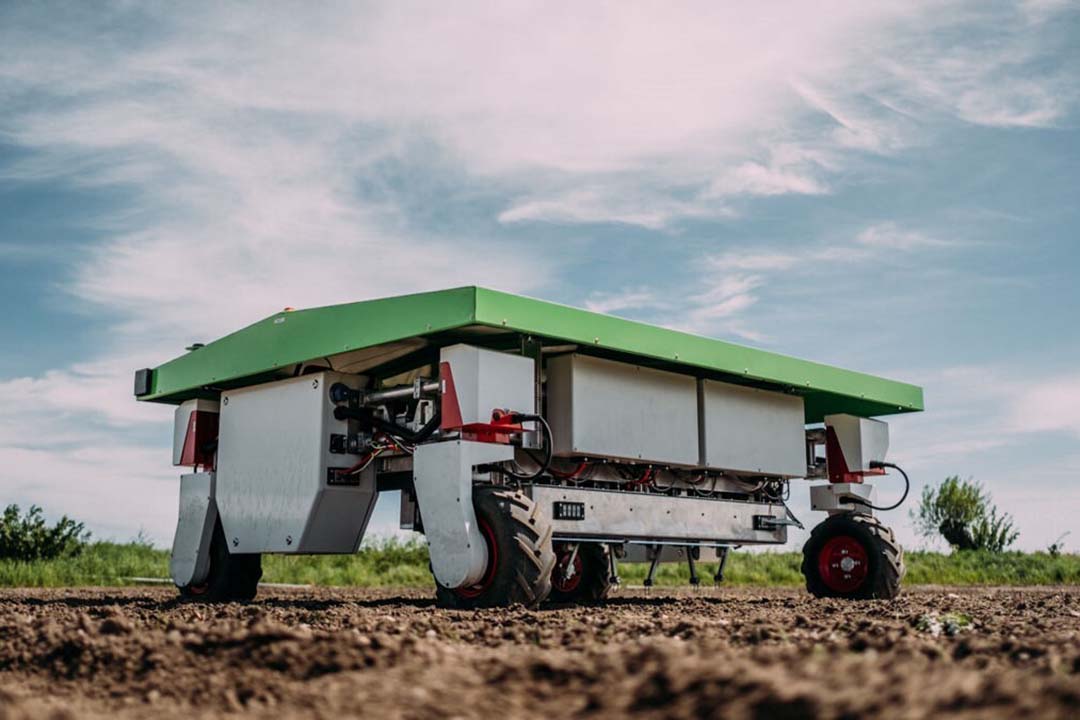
[698,379,806,477]
[825,414,890,471]
[547,354,699,466]
[215,372,376,554]
[413,440,514,589]
[527,485,787,544]
[441,344,535,425]
[169,472,217,587]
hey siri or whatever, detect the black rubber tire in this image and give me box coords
[177,520,263,602]
[802,512,905,600]
[434,487,555,609]
[547,542,613,604]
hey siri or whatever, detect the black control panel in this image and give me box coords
[553,501,586,521]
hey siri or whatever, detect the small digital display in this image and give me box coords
[553,501,586,521]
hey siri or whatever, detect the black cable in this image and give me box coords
[843,461,910,512]
[333,405,441,444]
[503,413,553,481]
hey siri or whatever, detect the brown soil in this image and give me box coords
[1,586,1078,719]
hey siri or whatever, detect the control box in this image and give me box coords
[215,371,376,554]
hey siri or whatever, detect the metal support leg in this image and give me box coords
[643,545,660,588]
[413,440,514,589]
[687,546,700,586]
[609,546,621,587]
[714,547,730,586]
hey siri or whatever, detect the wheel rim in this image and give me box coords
[552,547,584,594]
[454,517,498,599]
[818,535,869,593]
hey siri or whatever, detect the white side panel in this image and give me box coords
[547,354,699,466]
[413,440,514,589]
[699,380,806,477]
[215,372,376,554]
[825,414,889,471]
[440,344,535,425]
[810,482,877,515]
[169,472,217,587]
[172,399,219,465]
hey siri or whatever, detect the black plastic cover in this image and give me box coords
[133,368,153,396]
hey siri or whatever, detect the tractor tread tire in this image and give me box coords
[802,512,904,600]
[435,487,555,609]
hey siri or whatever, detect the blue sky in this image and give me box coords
[1,1,1078,551]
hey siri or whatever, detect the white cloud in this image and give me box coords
[855,222,946,250]
[709,251,799,272]
[0,444,177,543]
[1010,373,1080,438]
[708,220,946,279]
[499,187,728,229]
[583,290,657,315]
[707,162,828,198]
[608,219,950,341]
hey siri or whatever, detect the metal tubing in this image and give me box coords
[363,380,440,405]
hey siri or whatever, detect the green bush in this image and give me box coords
[913,476,1018,552]
[0,504,89,561]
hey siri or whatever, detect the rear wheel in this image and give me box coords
[547,542,613,604]
[177,520,262,602]
[434,487,555,609]
[802,512,904,600]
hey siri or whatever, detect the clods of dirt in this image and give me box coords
[1,586,1078,718]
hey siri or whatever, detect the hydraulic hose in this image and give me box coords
[843,461,910,512]
[503,412,553,481]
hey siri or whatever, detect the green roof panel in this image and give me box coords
[139,286,923,423]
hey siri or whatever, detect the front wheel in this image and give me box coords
[434,487,555,609]
[177,520,262,602]
[547,542,613,604]
[801,513,904,600]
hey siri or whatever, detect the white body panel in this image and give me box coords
[825,414,890,471]
[547,354,699,466]
[698,380,806,477]
[172,398,219,465]
[440,344,535,424]
[215,372,376,554]
[811,482,877,515]
[413,440,514,589]
[169,472,217,587]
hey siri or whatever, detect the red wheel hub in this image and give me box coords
[552,548,584,593]
[818,535,869,593]
[454,517,498,599]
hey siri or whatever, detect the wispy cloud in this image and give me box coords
[855,222,946,250]
[583,290,658,315]
[1010,373,1080,439]
[498,186,729,229]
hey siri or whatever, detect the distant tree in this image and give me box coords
[913,476,1018,552]
[1048,532,1070,558]
[0,504,90,561]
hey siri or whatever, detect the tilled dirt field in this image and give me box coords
[1,586,1078,719]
